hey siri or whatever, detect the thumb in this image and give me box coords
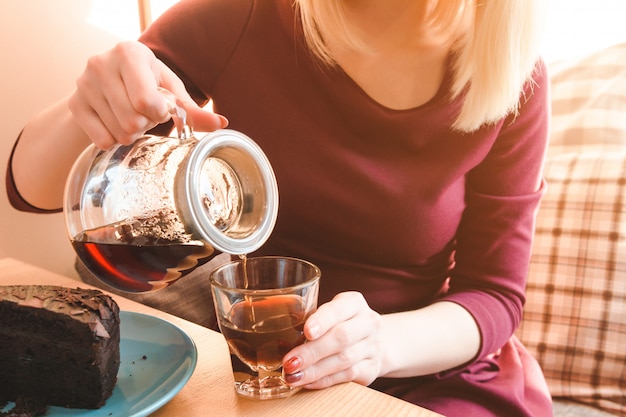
[159,87,229,135]
[157,65,229,133]
[185,104,229,133]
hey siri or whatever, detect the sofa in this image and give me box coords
[516,42,626,417]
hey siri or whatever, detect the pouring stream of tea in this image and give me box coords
[238,254,256,324]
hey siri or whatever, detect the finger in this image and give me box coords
[114,42,227,134]
[68,87,119,150]
[185,105,229,132]
[302,358,380,390]
[287,338,379,388]
[285,308,379,370]
[107,45,171,136]
[74,46,156,146]
[156,62,229,132]
[304,292,367,340]
[283,308,380,387]
[119,58,171,125]
[99,84,157,145]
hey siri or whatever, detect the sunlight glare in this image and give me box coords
[86,0,141,40]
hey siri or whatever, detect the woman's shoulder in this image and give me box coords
[140,0,296,97]
[140,0,257,50]
[143,0,293,39]
[139,0,256,100]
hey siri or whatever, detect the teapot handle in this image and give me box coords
[158,87,194,140]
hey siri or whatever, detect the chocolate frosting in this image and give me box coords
[0,285,118,338]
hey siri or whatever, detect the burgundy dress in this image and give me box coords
[6,0,553,415]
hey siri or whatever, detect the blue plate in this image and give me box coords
[2,311,198,417]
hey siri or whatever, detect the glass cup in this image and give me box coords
[210,256,320,400]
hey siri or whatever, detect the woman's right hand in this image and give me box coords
[68,40,228,150]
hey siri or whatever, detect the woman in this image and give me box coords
[7,0,553,415]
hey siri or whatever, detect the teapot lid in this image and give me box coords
[181,129,279,255]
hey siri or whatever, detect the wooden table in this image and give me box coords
[0,258,442,417]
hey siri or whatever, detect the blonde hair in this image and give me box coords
[294,0,547,132]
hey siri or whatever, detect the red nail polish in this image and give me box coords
[284,371,303,384]
[284,356,301,374]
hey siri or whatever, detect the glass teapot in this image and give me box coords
[64,89,278,293]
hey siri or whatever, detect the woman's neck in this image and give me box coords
[330,1,452,110]
[340,0,434,50]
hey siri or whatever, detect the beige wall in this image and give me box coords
[0,1,138,277]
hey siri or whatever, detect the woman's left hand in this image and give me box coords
[282,291,385,389]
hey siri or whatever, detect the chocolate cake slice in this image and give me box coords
[0,285,120,409]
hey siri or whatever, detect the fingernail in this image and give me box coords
[283,356,302,374]
[283,371,303,384]
[217,114,229,128]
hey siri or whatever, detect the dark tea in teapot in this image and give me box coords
[71,210,216,292]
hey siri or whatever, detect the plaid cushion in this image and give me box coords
[517,150,626,415]
[548,42,626,156]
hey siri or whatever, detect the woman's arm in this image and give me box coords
[11,98,91,210]
[283,293,480,389]
[379,301,480,378]
[8,41,227,212]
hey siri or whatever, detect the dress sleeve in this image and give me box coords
[441,60,550,359]
[138,0,255,104]
[5,131,63,213]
